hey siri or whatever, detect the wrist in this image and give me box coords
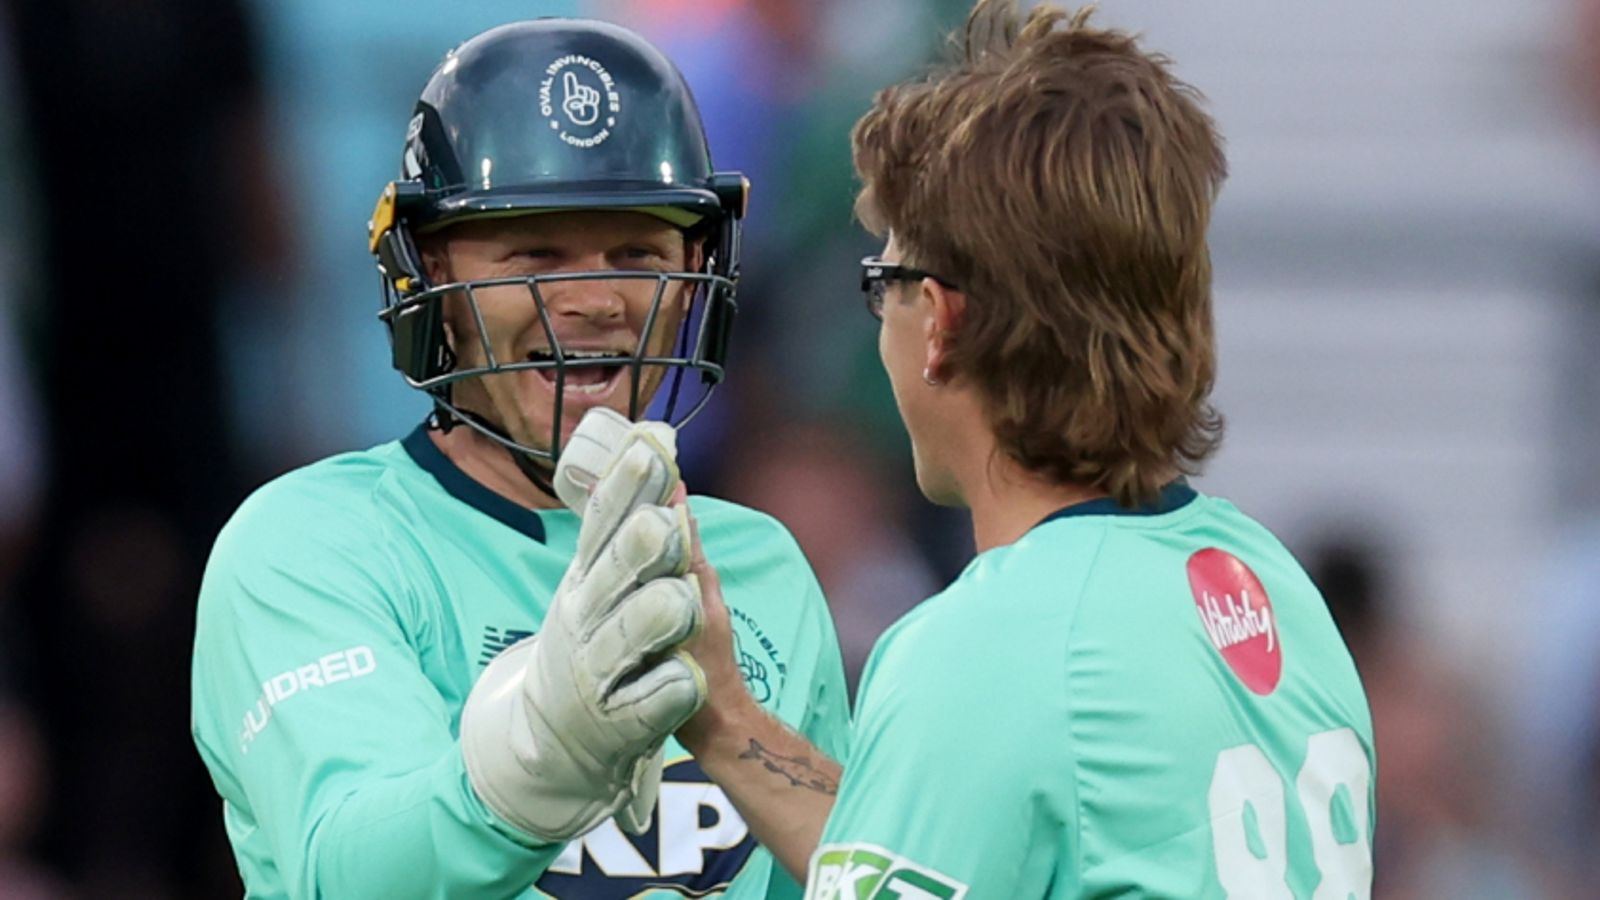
[676,679,762,760]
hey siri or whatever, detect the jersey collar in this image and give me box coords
[402,424,548,543]
[1036,480,1198,528]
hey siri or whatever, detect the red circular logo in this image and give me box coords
[1187,548,1282,695]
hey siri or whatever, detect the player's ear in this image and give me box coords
[923,278,965,384]
[415,232,452,285]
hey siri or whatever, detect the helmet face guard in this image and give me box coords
[376,265,737,461]
[368,19,748,462]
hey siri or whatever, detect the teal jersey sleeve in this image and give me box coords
[191,470,560,899]
[805,487,1375,900]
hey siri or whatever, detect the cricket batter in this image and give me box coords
[189,19,848,899]
[667,2,1378,896]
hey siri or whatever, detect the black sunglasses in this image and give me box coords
[859,257,958,321]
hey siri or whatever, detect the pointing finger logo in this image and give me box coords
[561,70,601,126]
[540,55,619,149]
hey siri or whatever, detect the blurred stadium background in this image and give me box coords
[0,0,1597,896]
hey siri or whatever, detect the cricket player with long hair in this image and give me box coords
[662,2,1377,896]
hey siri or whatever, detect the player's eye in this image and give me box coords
[610,246,672,273]
[866,282,888,321]
[503,247,561,270]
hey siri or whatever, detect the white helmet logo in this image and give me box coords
[539,55,620,149]
[561,71,600,126]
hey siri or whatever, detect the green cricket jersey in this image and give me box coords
[191,425,851,900]
[807,483,1374,899]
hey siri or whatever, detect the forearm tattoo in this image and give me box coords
[738,738,839,795]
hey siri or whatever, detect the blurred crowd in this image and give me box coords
[0,0,1596,896]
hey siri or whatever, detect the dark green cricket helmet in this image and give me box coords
[369,18,748,461]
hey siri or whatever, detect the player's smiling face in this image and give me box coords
[422,210,698,453]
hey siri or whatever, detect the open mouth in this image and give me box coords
[525,348,628,396]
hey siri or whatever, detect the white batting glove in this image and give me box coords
[460,409,706,843]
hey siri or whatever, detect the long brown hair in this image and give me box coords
[853,0,1227,506]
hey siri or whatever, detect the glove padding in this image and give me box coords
[461,409,706,842]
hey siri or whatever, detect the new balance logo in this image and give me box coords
[480,625,534,667]
[808,844,968,899]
